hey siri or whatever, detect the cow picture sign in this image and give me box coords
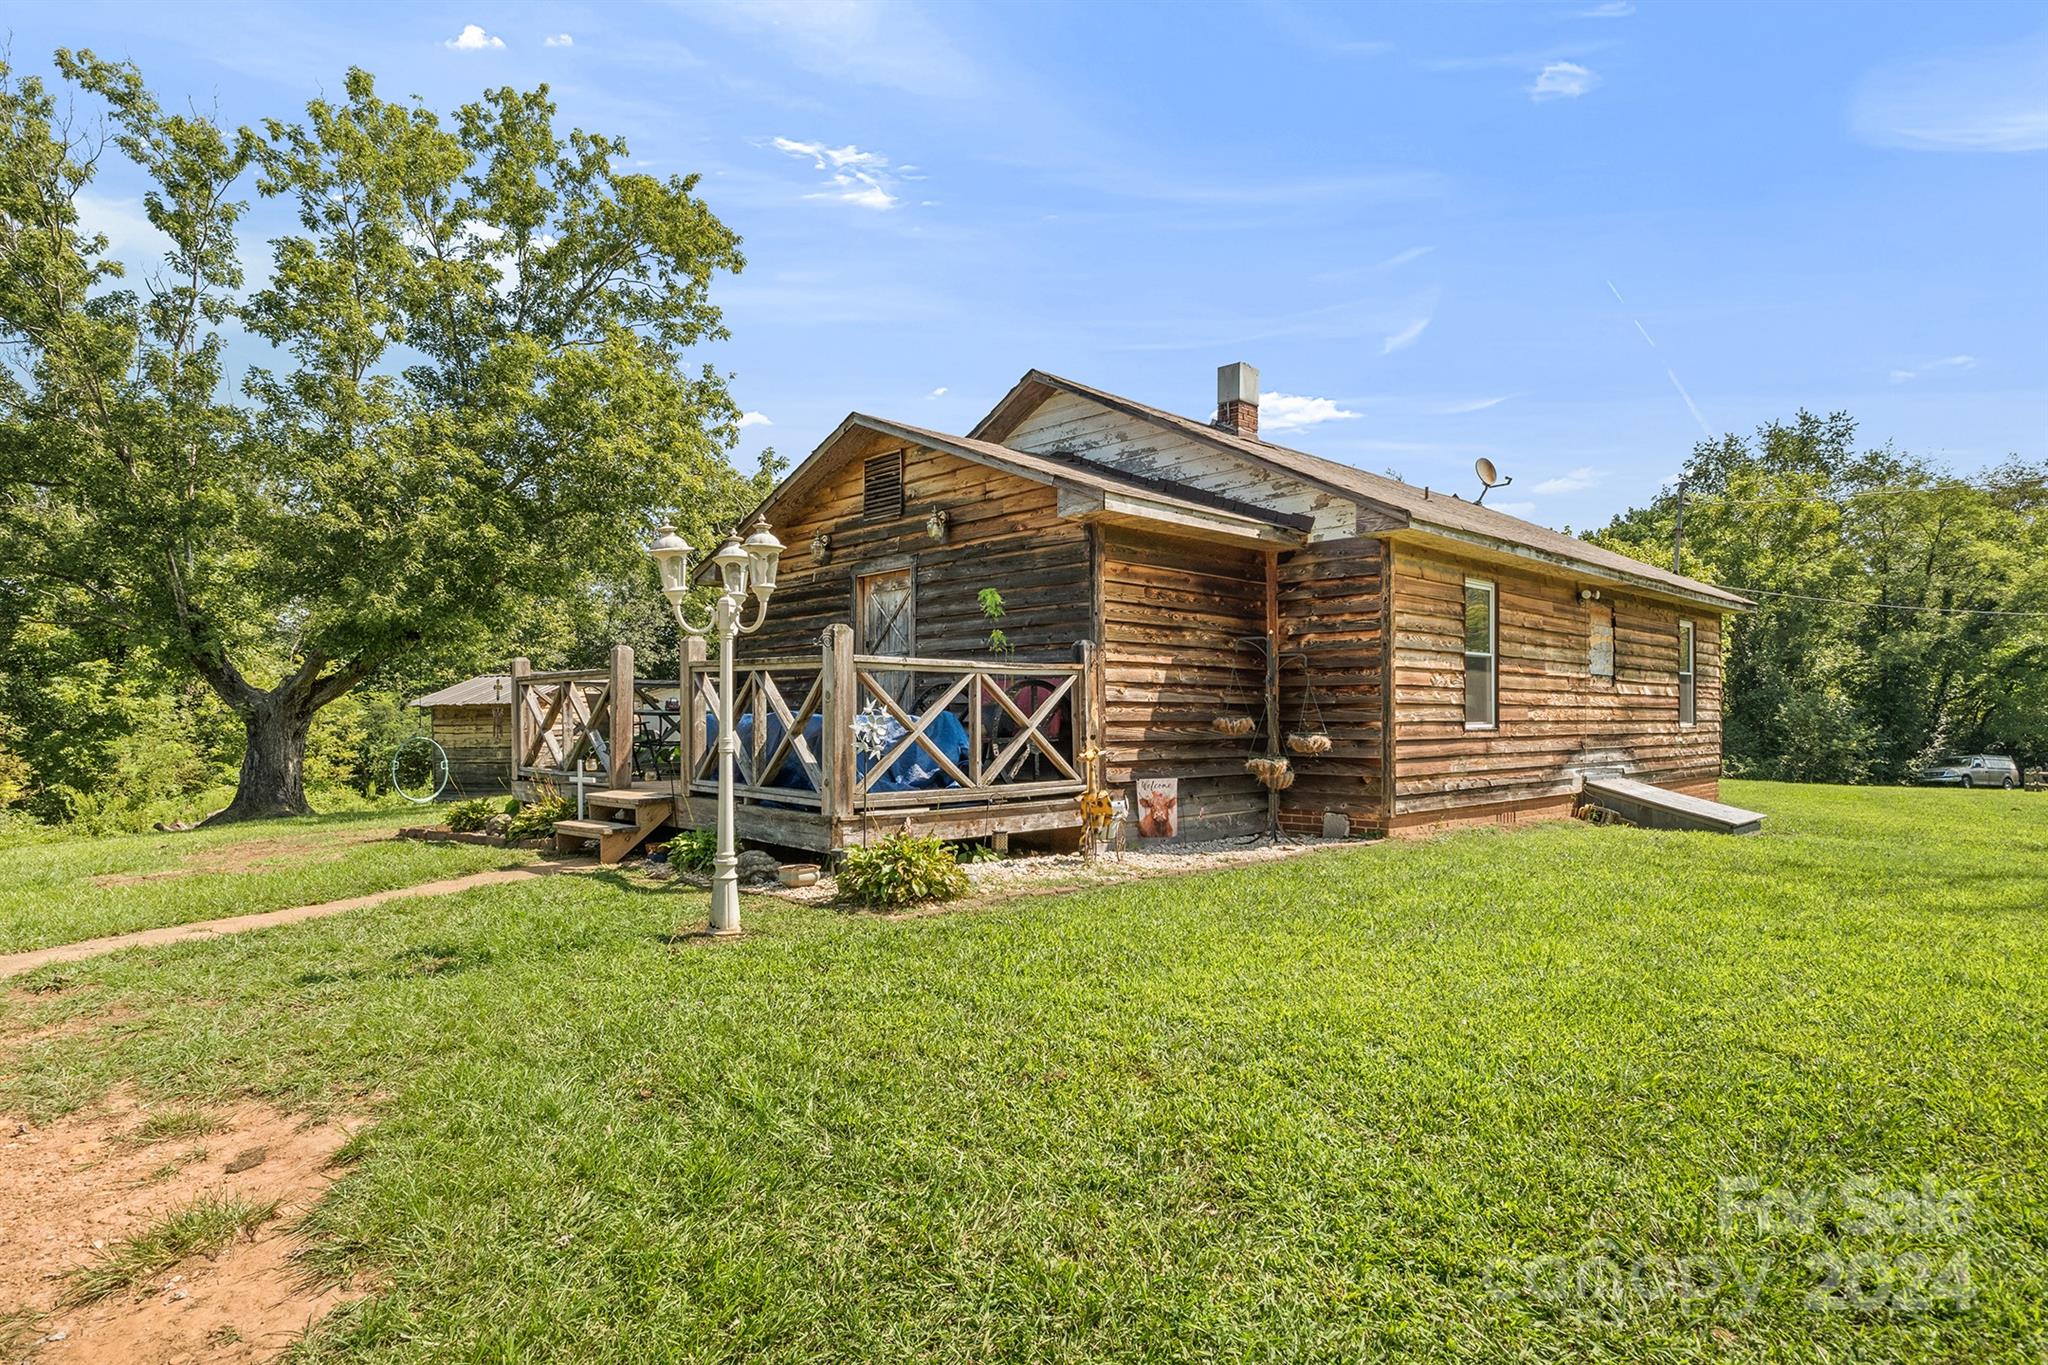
[1136,778,1179,838]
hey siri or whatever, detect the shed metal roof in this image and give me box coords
[410,675,510,708]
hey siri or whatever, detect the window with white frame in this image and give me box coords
[1678,619,1697,726]
[1464,578,1497,729]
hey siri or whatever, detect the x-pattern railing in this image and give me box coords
[684,646,1090,813]
[517,674,613,776]
[690,665,825,793]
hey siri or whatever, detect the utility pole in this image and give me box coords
[1672,478,1685,573]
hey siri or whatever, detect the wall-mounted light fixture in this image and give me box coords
[810,530,831,565]
[926,508,950,543]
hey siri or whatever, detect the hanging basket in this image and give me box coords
[1245,756,1295,791]
[1210,715,1256,737]
[1285,732,1332,756]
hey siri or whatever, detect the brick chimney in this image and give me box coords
[1215,362,1259,438]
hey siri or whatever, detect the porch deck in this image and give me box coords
[510,626,1101,853]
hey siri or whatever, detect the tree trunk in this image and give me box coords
[204,695,316,824]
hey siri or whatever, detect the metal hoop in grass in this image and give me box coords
[389,735,451,804]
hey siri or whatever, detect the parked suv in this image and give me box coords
[1918,754,2019,789]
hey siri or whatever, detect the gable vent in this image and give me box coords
[863,451,905,520]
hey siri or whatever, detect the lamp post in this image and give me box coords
[648,516,783,935]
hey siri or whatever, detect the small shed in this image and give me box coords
[410,674,512,795]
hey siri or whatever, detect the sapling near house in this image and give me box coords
[978,588,1015,659]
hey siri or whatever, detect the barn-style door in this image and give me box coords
[856,564,915,704]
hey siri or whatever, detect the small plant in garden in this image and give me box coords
[838,832,969,909]
[953,839,1004,864]
[666,829,716,872]
[978,587,1014,658]
[445,799,498,834]
[504,792,570,840]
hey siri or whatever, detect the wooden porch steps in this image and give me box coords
[553,789,674,864]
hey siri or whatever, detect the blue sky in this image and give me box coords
[14,1,2045,528]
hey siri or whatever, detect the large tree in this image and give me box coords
[0,53,755,821]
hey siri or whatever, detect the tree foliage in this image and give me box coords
[1590,412,2048,781]
[0,54,760,820]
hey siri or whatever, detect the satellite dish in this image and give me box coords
[1473,457,1512,505]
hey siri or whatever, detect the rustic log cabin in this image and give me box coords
[513,364,1750,859]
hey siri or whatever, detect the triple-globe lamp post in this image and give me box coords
[647,516,783,935]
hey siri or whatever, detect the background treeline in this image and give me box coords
[1591,412,2048,783]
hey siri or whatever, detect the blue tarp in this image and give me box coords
[707,710,971,793]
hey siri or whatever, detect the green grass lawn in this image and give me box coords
[3,781,2045,1361]
[0,806,535,954]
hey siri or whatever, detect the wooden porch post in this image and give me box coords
[509,657,530,793]
[820,624,856,836]
[608,644,634,790]
[1074,639,1104,786]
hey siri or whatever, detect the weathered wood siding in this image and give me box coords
[1274,537,1388,834]
[428,704,513,795]
[1098,526,1269,840]
[1003,391,1362,539]
[748,434,1093,661]
[1387,543,1724,828]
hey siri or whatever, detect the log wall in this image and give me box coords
[1274,537,1389,835]
[428,704,513,795]
[1097,526,1270,841]
[748,433,1093,661]
[1386,542,1724,829]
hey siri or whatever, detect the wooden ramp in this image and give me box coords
[1580,777,1765,835]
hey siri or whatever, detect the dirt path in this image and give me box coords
[0,861,594,980]
[0,1087,365,1362]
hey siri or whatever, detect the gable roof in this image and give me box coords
[744,411,1311,547]
[973,370,1750,611]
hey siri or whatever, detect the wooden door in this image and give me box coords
[856,566,915,704]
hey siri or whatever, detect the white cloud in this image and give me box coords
[1534,466,1601,494]
[770,136,902,209]
[1530,61,1597,100]
[735,411,773,430]
[1490,500,1539,517]
[1433,394,1512,415]
[445,24,505,51]
[73,191,170,261]
[1258,393,1364,432]
[1382,314,1432,354]
[1572,1,1635,17]
[1850,36,2048,152]
[1374,245,1434,271]
[544,33,574,48]
[926,386,948,399]
[1889,355,1976,384]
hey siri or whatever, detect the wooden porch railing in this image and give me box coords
[508,645,684,791]
[682,624,1101,825]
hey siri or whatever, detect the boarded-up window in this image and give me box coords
[1464,578,1497,729]
[1678,619,1697,726]
[863,452,905,521]
[1589,603,1615,679]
